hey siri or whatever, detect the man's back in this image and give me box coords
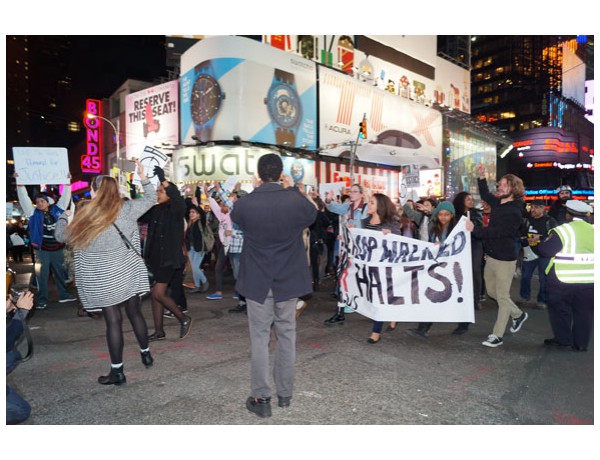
[231,182,317,304]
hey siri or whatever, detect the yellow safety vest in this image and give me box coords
[545,220,594,284]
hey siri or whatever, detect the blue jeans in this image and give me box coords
[229,252,241,280]
[6,385,31,424]
[34,249,70,304]
[519,256,550,303]
[187,249,207,288]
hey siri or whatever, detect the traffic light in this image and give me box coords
[359,120,367,139]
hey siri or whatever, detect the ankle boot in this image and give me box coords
[141,351,154,367]
[98,366,126,385]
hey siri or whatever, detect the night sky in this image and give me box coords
[66,36,169,100]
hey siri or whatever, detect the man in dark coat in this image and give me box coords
[231,153,317,418]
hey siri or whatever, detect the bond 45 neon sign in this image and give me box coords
[81,99,103,173]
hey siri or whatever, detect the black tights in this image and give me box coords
[103,296,149,365]
[150,282,187,334]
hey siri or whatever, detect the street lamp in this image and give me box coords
[86,112,122,186]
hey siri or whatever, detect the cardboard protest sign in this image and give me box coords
[132,146,170,187]
[13,147,70,185]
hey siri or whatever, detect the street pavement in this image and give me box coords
[4,256,595,455]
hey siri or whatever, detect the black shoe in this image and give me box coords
[277,396,292,408]
[367,336,381,344]
[179,317,193,339]
[148,331,166,342]
[324,312,345,326]
[407,328,428,339]
[163,310,176,319]
[544,338,571,349]
[98,366,126,385]
[452,325,469,335]
[228,304,247,314]
[141,351,154,367]
[572,345,588,352]
[246,397,272,418]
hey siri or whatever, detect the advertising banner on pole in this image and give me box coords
[125,80,179,161]
[337,217,474,323]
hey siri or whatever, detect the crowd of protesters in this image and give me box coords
[7,156,594,422]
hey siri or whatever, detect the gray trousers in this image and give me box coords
[246,290,297,399]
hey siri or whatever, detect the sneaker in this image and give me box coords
[510,311,529,333]
[200,281,210,293]
[59,295,77,303]
[163,310,176,319]
[207,293,223,300]
[407,328,428,339]
[482,334,503,347]
[343,306,355,314]
[36,303,48,310]
[189,287,202,294]
[232,294,240,300]
[183,282,196,289]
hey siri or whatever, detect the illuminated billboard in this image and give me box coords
[179,35,317,149]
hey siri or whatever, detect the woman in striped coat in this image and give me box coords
[55,161,156,386]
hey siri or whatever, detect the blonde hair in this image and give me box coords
[67,176,123,249]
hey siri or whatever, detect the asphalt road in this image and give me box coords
[5,257,595,457]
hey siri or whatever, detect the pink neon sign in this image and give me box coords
[81,99,103,173]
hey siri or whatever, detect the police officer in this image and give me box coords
[548,185,572,225]
[538,200,594,351]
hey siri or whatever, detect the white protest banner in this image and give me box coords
[319,182,346,202]
[337,217,474,323]
[13,147,70,185]
[132,146,170,187]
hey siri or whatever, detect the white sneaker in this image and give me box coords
[343,307,355,314]
[482,334,503,347]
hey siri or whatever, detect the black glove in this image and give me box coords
[153,166,166,183]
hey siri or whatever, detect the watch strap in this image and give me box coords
[274,69,294,85]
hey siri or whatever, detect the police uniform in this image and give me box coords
[537,200,594,351]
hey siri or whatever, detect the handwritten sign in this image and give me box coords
[337,217,474,322]
[13,147,70,185]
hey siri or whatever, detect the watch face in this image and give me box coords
[191,74,223,125]
[266,83,301,128]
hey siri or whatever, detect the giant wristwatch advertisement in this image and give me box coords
[179,36,317,149]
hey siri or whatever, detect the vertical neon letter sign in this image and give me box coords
[81,99,103,173]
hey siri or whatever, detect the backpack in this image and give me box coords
[200,220,215,252]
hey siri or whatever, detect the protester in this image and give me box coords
[537,200,594,351]
[204,183,234,302]
[54,162,156,385]
[453,191,485,315]
[308,194,331,291]
[15,173,75,310]
[548,185,572,225]
[403,198,436,241]
[407,201,466,338]
[139,166,193,342]
[231,153,317,418]
[517,200,557,309]
[323,184,368,325]
[472,164,528,348]
[209,182,248,313]
[6,290,34,424]
[9,222,27,262]
[183,204,210,294]
[361,193,403,344]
